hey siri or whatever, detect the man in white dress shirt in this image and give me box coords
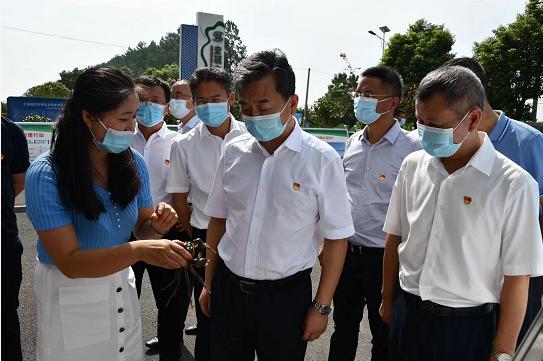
[380,66,543,361]
[170,80,200,134]
[199,49,355,361]
[131,75,186,361]
[167,67,247,361]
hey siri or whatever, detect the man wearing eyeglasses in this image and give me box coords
[328,66,420,361]
[166,67,247,361]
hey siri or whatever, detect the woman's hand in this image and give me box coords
[135,239,192,269]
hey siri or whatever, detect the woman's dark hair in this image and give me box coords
[50,67,140,220]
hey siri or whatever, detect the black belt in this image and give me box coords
[221,262,311,294]
[348,243,384,255]
[402,290,496,317]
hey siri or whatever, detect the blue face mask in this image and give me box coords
[354,96,391,124]
[195,102,229,127]
[137,102,164,127]
[417,112,470,158]
[242,98,291,141]
[398,118,406,127]
[91,119,134,154]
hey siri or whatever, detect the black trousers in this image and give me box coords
[132,228,191,361]
[389,291,497,361]
[329,246,389,361]
[191,227,210,361]
[210,262,312,361]
[1,242,23,361]
[518,275,543,344]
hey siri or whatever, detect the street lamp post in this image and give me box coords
[368,25,390,57]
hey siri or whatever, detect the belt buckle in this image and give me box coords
[239,280,257,294]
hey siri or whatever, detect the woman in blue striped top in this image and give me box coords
[25,67,192,361]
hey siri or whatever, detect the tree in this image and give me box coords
[224,21,247,77]
[1,101,7,117]
[24,81,70,98]
[55,21,248,89]
[310,73,358,129]
[381,19,455,123]
[142,64,179,83]
[474,0,543,121]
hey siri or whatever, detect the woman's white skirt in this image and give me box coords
[34,263,144,361]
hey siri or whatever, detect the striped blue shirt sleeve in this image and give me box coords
[133,149,153,209]
[25,155,72,231]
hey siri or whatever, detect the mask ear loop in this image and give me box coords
[89,116,107,142]
[452,111,472,144]
[279,96,293,126]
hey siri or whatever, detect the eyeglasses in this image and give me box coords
[350,91,393,100]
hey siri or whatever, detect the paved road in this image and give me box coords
[15,198,372,361]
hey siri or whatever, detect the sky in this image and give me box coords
[1,0,541,120]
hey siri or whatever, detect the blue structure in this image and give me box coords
[7,96,66,122]
[180,25,198,80]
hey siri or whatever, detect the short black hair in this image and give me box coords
[189,67,232,96]
[234,49,295,100]
[361,66,403,98]
[416,66,485,118]
[134,75,171,102]
[443,57,488,93]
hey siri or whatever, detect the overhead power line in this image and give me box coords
[1,26,130,49]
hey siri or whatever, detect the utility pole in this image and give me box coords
[302,67,311,127]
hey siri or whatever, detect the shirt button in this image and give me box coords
[366,167,370,171]
[119,347,124,353]
[362,187,366,191]
[116,287,122,292]
[119,327,125,333]
[118,308,124,313]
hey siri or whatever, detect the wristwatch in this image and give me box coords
[312,301,332,316]
[491,344,513,361]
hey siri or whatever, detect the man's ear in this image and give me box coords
[288,94,299,115]
[468,108,483,132]
[228,91,235,106]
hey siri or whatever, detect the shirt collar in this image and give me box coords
[465,134,496,177]
[359,121,402,145]
[427,133,496,177]
[200,114,238,139]
[136,121,168,140]
[256,119,303,156]
[183,115,200,130]
[488,110,509,142]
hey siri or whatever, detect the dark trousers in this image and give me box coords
[329,245,389,361]
[191,227,210,361]
[1,243,22,361]
[390,291,497,361]
[132,228,191,361]
[210,262,312,361]
[518,276,543,344]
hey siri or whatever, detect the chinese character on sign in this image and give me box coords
[212,31,224,43]
[210,45,223,67]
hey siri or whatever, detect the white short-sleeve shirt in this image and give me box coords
[132,122,181,206]
[166,117,246,229]
[384,134,543,307]
[205,122,355,280]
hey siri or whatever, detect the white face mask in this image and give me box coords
[169,99,191,119]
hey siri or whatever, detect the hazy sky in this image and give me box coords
[2,0,539,119]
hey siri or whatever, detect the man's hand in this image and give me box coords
[302,307,328,342]
[379,299,393,325]
[149,202,178,235]
[199,287,211,317]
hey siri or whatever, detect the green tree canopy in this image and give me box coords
[142,64,179,84]
[310,73,358,129]
[24,81,70,98]
[381,19,455,123]
[474,0,543,121]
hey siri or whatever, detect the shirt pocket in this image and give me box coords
[58,284,110,350]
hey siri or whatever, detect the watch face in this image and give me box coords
[498,354,512,361]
